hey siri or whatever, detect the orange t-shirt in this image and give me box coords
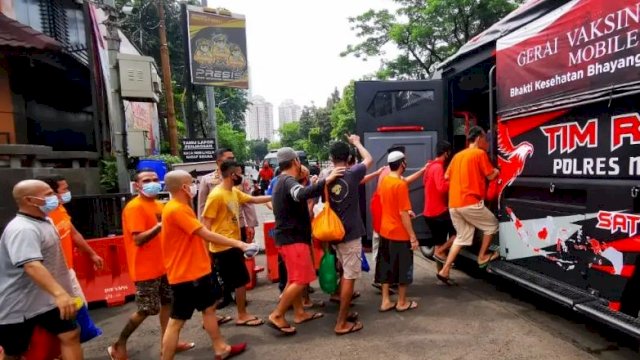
[122,196,166,282]
[161,199,211,285]
[49,205,74,269]
[378,175,413,241]
[446,148,495,209]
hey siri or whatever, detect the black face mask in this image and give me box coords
[232,175,243,186]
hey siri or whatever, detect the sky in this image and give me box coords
[206,0,398,128]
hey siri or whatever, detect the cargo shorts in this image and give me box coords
[450,201,498,247]
[335,239,362,280]
[134,275,172,316]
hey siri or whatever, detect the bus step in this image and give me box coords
[487,260,596,307]
[575,301,640,339]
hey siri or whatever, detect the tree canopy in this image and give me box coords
[341,0,521,79]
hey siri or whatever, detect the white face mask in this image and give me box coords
[188,184,198,198]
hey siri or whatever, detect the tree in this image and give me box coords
[248,139,269,162]
[216,108,248,161]
[342,0,521,79]
[215,87,250,131]
[330,81,356,139]
[279,122,302,148]
[268,141,281,151]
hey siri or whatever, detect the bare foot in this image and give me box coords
[378,300,395,312]
[335,321,364,335]
[293,311,324,324]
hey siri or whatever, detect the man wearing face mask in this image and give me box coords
[109,170,194,360]
[202,161,271,327]
[38,176,104,272]
[0,180,81,360]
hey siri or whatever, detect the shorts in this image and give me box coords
[211,248,250,290]
[0,308,77,357]
[424,211,457,246]
[335,240,362,280]
[450,201,499,247]
[278,243,316,285]
[170,273,220,320]
[134,275,173,316]
[374,237,414,285]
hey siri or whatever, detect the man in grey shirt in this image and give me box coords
[0,179,82,360]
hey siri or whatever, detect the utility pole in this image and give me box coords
[103,0,131,193]
[156,0,179,156]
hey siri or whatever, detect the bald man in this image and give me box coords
[0,180,82,360]
[160,170,256,360]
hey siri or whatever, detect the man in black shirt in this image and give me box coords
[267,148,344,335]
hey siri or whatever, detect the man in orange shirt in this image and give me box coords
[160,170,255,360]
[437,126,500,284]
[108,170,193,360]
[39,176,104,272]
[375,151,419,313]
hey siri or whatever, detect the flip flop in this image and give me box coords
[396,301,418,312]
[378,303,396,312]
[266,320,297,335]
[175,342,195,353]
[436,273,457,286]
[303,299,325,309]
[347,311,359,322]
[218,315,233,325]
[236,317,264,327]
[335,321,364,336]
[215,343,247,360]
[294,312,324,324]
[433,255,446,264]
[478,251,500,268]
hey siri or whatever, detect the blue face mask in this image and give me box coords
[141,182,162,197]
[39,195,59,215]
[60,191,72,204]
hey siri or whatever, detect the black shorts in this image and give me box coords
[424,211,457,246]
[0,307,77,357]
[170,273,221,320]
[374,237,414,285]
[211,248,250,291]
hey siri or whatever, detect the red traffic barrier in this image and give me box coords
[73,236,135,307]
[263,221,279,282]
[23,326,60,360]
[245,256,257,290]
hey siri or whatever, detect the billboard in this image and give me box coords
[496,0,640,114]
[186,7,248,88]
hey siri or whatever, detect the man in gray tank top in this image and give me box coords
[0,179,82,360]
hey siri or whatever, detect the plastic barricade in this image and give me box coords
[263,221,279,282]
[24,326,60,360]
[73,236,135,306]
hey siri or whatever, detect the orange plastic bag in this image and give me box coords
[312,186,345,242]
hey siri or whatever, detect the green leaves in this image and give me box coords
[342,0,522,79]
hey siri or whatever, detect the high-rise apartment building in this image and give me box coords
[278,99,302,126]
[245,95,274,141]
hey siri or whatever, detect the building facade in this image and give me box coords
[246,95,274,141]
[278,99,301,126]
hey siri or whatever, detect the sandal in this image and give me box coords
[236,317,264,327]
[294,312,324,324]
[433,255,446,264]
[436,273,456,286]
[347,311,359,322]
[303,299,325,309]
[335,321,364,336]
[395,301,418,312]
[378,303,396,313]
[175,342,195,353]
[218,315,233,325]
[267,320,297,335]
[478,251,500,268]
[215,343,247,360]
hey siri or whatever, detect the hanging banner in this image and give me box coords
[496,0,640,113]
[186,7,248,88]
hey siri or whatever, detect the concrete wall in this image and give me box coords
[0,167,101,230]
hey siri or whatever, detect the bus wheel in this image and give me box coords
[420,245,434,259]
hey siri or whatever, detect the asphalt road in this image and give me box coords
[81,205,639,360]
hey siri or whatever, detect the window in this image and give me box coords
[65,7,86,47]
[14,0,44,33]
[367,90,434,118]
